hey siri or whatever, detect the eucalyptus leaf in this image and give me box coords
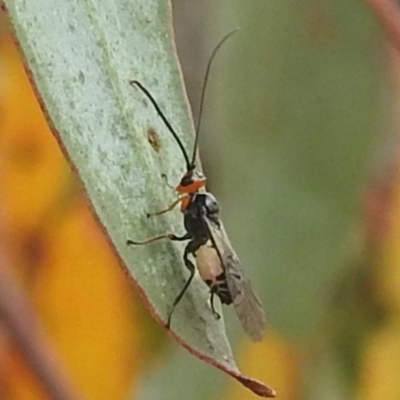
[3,0,275,397]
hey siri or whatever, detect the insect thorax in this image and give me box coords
[183,192,220,239]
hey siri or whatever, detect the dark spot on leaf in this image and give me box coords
[78,70,85,84]
[147,128,161,152]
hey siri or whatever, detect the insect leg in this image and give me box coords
[166,240,198,328]
[147,195,187,218]
[127,232,190,246]
[210,291,221,320]
[161,173,174,189]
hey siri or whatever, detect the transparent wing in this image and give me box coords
[204,216,266,342]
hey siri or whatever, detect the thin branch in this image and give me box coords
[368,0,400,51]
[0,259,83,400]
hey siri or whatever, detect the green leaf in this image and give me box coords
[3,0,274,397]
[214,0,386,341]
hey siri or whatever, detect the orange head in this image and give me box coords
[176,170,207,194]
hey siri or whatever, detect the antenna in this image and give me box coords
[191,28,240,165]
[130,80,192,171]
[131,29,239,172]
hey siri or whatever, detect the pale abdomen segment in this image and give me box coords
[195,243,233,305]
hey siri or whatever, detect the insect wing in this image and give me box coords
[204,216,266,341]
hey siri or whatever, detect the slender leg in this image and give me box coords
[160,173,174,189]
[146,195,187,218]
[127,232,190,246]
[166,241,198,328]
[210,291,221,320]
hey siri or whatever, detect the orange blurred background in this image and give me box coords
[2,2,400,399]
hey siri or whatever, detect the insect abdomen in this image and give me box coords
[196,244,233,305]
[205,274,232,305]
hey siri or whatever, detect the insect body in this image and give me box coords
[182,192,232,314]
[127,30,266,341]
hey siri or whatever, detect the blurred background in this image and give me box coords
[0,0,399,399]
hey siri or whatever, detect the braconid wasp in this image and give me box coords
[127,30,266,342]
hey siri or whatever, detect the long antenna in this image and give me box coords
[130,80,192,171]
[192,28,240,165]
